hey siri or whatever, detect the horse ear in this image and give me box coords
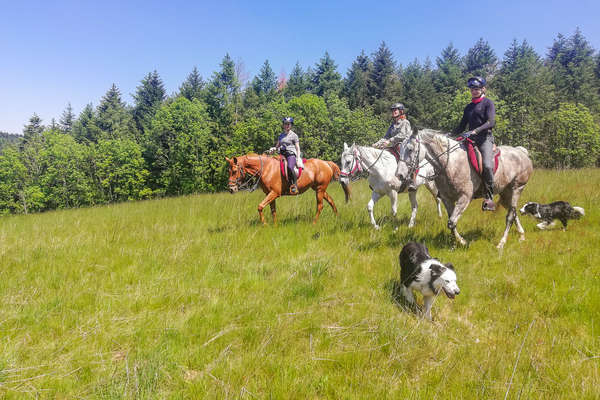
[344,142,348,151]
[233,157,238,165]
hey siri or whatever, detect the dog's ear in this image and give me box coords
[445,262,455,271]
[430,263,445,274]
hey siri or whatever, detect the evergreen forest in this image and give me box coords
[1,29,600,215]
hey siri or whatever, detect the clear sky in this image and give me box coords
[2,0,599,134]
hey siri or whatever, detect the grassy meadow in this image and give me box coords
[1,168,599,398]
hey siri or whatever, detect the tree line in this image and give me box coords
[1,29,599,215]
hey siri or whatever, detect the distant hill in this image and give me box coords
[0,131,21,151]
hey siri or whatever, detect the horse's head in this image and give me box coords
[340,142,360,184]
[395,134,421,186]
[225,156,243,193]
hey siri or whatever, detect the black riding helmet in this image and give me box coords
[282,117,294,124]
[390,103,406,111]
[467,76,486,89]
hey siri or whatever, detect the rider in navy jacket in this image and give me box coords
[453,76,496,211]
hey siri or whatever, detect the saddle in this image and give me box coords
[384,144,402,163]
[279,156,305,182]
[460,138,500,175]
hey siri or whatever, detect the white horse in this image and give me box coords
[340,142,442,229]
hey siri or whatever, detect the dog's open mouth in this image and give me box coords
[443,287,456,299]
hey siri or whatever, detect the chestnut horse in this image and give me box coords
[226,154,351,224]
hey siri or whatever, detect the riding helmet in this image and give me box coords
[390,103,405,111]
[467,76,486,89]
[282,117,294,124]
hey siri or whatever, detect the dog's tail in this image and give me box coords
[571,206,585,219]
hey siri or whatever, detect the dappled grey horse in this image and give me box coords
[340,142,442,229]
[396,129,533,249]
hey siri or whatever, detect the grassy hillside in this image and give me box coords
[1,169,598,398]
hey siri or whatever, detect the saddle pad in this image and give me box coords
[279,155,305,180]
[464,139,500,174]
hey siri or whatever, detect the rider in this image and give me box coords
[453,76,496,211]
[270,117,303,194]
[374,102,417,191]
[374,103,412,149]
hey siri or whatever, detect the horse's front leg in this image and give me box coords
[424,180,443,218]
[258,191,279,225]
[367,191,383,230]
[447,196,470,246]
[407,190,417,228]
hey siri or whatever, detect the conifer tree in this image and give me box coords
[435,43,463,95]
[252,60,277,96]
[59,103,75,134]
[311,52,342,97]
[464,38,498,79]
[96,84,135,140]
[369,42,397,103]
[23,113,44,144]
[205,54,241,126]
[343,50,372,109]
[72,104,101,143]
[132,70,167,135]
[284,62,309,99]
[179,66,205,101]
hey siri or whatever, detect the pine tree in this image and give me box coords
[464,38,498,79]
[252,60,277,96]
[72,103,101,143]
[59,103,75,134]
[311,52,342,97]
[343,50,372,109]
[23,113,44,144]
[547,28,599,110]
[401,58,438,128]
[369,42,397,103]
[96,84,135,140]
[435,43,464,95]
[132,70,167,135]
[179,66,205,101]
[205,54,241,126]
[284,62,309,99]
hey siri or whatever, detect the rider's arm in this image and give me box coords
[295,142,301,159]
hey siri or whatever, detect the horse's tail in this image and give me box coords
[327,161,351,203]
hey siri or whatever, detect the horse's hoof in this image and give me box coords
[374,225,380,231]
[408,222,415,228]
[518,235,525,242]
[496,241,506,249]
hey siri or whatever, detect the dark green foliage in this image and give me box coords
[96,84,137,141]
[369,42,401,114]
[132,70,167,136]
[344,50,372,109]
[178,66,205,101]
[464,38,498,79]
[2,29,600,216]
[284,62,310,99]
[311,52,343,97]
[59,103,75,134]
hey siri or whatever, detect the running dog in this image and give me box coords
[399,241,460,320]
[519,201,585,230]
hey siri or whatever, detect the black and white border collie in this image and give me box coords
[519,201,585,230]
[399,242,460,320]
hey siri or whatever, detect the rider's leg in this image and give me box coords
[287,154,297,193]
[479,138,496,211]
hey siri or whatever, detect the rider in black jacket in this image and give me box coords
[453,76,497,211]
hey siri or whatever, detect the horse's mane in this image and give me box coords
[417,128,456,152]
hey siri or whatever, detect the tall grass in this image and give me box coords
[1,169,598,398]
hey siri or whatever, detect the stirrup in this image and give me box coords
[290,184,298,194]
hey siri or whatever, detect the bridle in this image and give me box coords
[229,156,263,192]
[340,147,363,180]
[340,146,386,180]
[400,134,463,181]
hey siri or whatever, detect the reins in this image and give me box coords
[235,156,263,192]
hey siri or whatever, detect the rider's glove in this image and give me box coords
[297,158,304,168]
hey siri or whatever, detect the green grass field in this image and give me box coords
[1,169,599,399]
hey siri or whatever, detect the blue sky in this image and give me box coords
[2,0,599,134]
